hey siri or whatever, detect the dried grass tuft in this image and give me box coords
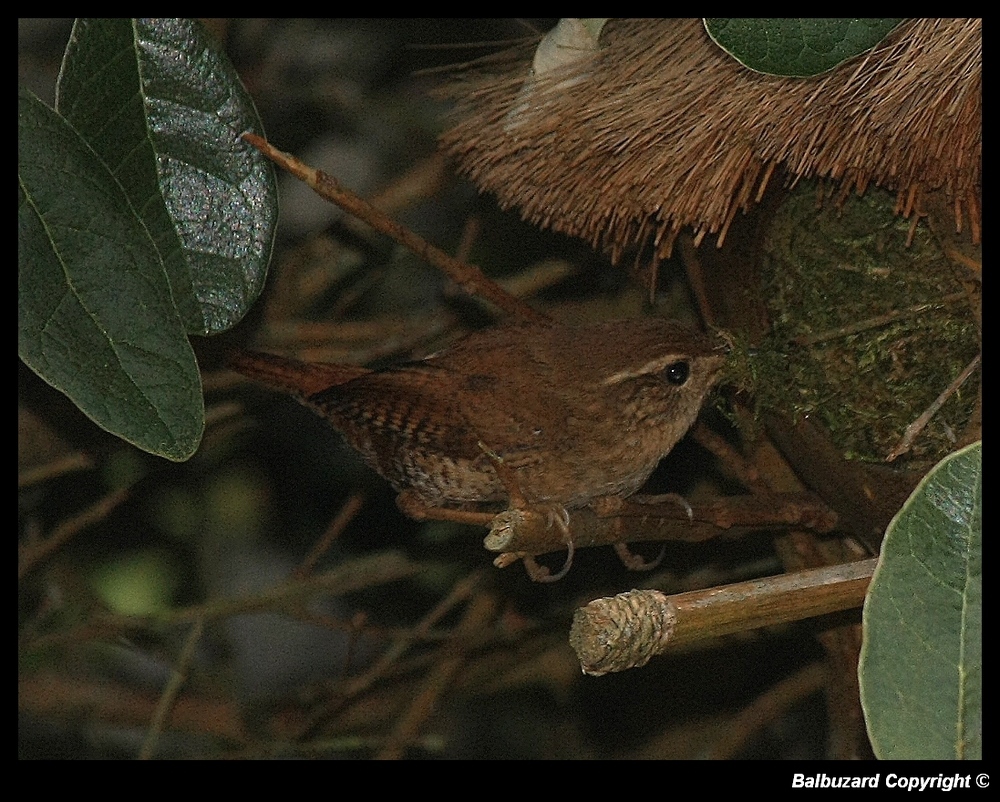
[438,19,981,262]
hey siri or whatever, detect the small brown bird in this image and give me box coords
[230,318,725,578]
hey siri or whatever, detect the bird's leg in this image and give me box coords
[395,490,495,526]
[589,492,695,572]
[612,541,667,572]
[630,492,694,520]
[521,512,574,583]
[478,441,575,582]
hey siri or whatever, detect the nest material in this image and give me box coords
[439,19,981,263]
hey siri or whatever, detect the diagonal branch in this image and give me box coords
[242,132,550,325]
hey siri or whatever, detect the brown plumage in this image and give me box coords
[229,319,725,510]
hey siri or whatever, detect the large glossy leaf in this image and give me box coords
[859,441,981,759]
[18,87,203,461]
[56,18,277,334]
[704,19,903,77]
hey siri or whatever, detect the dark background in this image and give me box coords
[19,19,829,759]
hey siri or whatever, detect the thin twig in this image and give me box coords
[24,551,422,654]
[18,452,93,488]
[484,493,838,559]
[791,292,966,346]
[690,420,767,493]
[242,133,549,325]
[886,353,981,461]
[138,617,205,760]
[298,571,483,740]
[18,486,131,581]
[294,492,367,578]
[679,235,717,329]
[707,661,828,759]
[376,590,496,759]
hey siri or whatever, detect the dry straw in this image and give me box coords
[439,19,981,263]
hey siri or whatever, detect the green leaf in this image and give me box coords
[859,441,981,759]
[18,87,203,461]
[56,18,277,335]
[704,19,904,77]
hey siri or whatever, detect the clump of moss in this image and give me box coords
[757,184,979,466]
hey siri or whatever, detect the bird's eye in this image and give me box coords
[663,360,690,385]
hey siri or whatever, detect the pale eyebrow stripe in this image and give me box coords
[602,356,685,385]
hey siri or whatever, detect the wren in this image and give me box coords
[229,318,725,516]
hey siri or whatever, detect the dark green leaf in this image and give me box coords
[859,441,981,759]
[704,19,903,77]
[18,87,203,461]
[56,18,277,334]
